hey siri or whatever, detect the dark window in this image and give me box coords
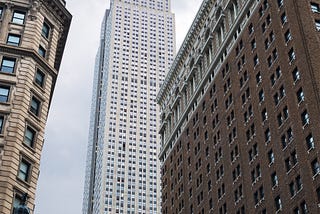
[35,69,45,87]
[316,19,320,31]
[311,2,320,13]
[30,96,41,116]
[306,134,315,150]
[24,126,36,147]
[0,7,3,18]
[38,46,46,57]
[18,159,31,181]
[0,85,10,102]
[0,115,4,134]
[277,0,283,7]
[42,22,50,38]
[275,196,282,211]
[288,48,296,61]
[301,110,310,125]
[0,57,16,73]
[311,158,320,175]
[292,67,300,82]
[281,12,287,25]
[12,11,26,24]
[7,34,21,46]
[285,30,292,43]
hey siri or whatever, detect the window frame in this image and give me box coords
[29,95,41,117]
[24,125,37,148]
[11,10,26,25]
[7,34,21,46]
[0,57,16,73]
[0,84,10,103]
[17,158,31,182]
[41,21,50,39]
[34,68,46,88]
[38,45,46,57]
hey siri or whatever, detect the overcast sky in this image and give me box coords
[34,0,202,213]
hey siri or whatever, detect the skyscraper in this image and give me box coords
[83,0,175,213]
[0,0,71,213]
[158,0,320,213]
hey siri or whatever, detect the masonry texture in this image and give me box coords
[0,0,71,213]
[158,0,320,213]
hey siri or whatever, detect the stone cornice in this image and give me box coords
[156,0,212,105]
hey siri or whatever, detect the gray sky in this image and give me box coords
[34,0,202,213]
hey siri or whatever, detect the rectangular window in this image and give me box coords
[0,85,10,102]
[7,34,21,46]
[306,134,315,150]
[18,159,31,182]
[12,11,26,24]
[35,69,45,87]
[38,46,46,57]
[0,7,3,18]
[289,48,296,61]
[312,159,320,176]
[42,22,50,38]
[0,115,4,134]
[285,30,292,43]
[316,19,320,31]
[301,110,310,125]
[30,96,41,116]
[0,57,16,73]
[24,126,36,147]
[311,2,320,13]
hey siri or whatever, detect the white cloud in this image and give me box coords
[35,0,202,213]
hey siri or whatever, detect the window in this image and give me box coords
[296,88,305,103]
[42,22,50,38]
[248,23,254,34]
[38,46,46,57]
[265,128,271,142]
[258,90,265,102]
[306,134,315,150]
[256,72,262,84]
[281,12,287,25]
[35,69,45,87]
[275,196,282,211]
[251,39,256,50]
[24,126,36,147]
[285,30,292,43]
[0,7,3,18]
[7,34,21,46]
[301,110,310,125]
[292,67,300,82]
[311,2,320,13]
[271,172,278,187]
[0,115,4,134]
[277,0,283,7]
[30,96,41,116]
[262,108,268,121]
[268,150,275,164]
[0,85,10,102]
[18,159,31,182]
[1,57,16,73]
[311,158,320,176]
[254,55,259,66]
[12,11,26,24]
[316,19,320,31]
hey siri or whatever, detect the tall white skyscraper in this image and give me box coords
[83,0,175,213]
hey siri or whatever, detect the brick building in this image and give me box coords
[157,0,320,213]
[0,0,71,213]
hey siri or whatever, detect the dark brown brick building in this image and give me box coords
[157,0,320,213]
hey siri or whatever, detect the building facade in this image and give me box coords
[82,0,175,213]
[158,0,320,213]
[0,0,71,213]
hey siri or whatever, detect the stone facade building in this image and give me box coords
[158,0,320,213]
[0,0,71,213]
